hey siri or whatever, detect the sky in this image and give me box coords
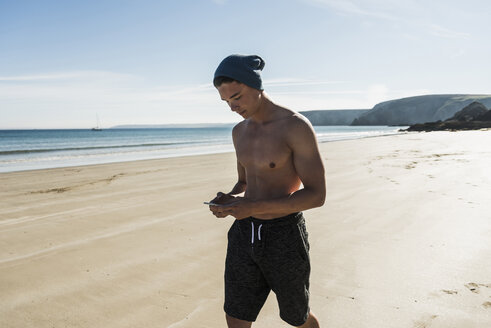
[1,0,490,129]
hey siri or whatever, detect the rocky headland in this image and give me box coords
[299,109,369,125]
[301,94,491,126]
[351,94,491,126]
[404,101,491,131]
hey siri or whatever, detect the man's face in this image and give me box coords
[217,81,261,119]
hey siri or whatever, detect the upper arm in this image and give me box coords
[287,116,326,198]
[232,123,246,184]
[236,159,246,183]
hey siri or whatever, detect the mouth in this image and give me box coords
[238,110,246,116]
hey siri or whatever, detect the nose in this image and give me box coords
[229,101,239,112]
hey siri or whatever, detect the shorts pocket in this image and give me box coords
[296,221,310,261]
[225,221,260,286]
[225,246,261,286]
[266,224,308,264]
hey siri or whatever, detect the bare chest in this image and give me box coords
[235,128,292,171]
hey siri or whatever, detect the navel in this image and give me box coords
[269,162,276,168]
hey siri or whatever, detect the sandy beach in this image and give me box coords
[1,130,490,328]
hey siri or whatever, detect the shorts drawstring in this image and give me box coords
[251,222,254,244]
[250,222,263,244]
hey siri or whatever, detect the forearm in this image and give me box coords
[250,187,325,217]
[228,181,246,196]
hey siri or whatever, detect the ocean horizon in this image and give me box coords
[0,125,406,173]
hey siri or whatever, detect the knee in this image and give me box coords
[226,313,252,328]
[296,311,320,328]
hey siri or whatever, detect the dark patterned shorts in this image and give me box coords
[224,212,310,326]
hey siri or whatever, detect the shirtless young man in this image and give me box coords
[208,54,326,328]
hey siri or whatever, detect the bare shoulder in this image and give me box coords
[283,111,317,145]
[232,120,247,139]
[286,111,314,129]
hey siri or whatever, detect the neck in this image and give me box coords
[249,92,278,124]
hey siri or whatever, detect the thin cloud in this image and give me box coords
[0,70,211,112]
[428,24,470,39]
[265,78,349,88]
[304,0,399,21]
[0,71,135,82]
[450,48,466,59]
[303,0,471,39]
[272,90,365,96]
[273,83,432,111]
[0,70,228,127]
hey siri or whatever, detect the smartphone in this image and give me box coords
[204,201,222,206]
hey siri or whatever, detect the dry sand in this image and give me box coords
[1,130,490,328]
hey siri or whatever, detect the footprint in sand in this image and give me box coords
[439,283,491,310]
[414,314,438,328]
[28,173,126,194]
[405,161,418,169]
[464,282,491,294]
[440,283,491,296]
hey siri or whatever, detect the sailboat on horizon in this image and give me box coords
[91,114,102,131]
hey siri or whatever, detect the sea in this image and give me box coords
[0,125,406,173]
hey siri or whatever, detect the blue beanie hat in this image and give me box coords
[214,54,265,90]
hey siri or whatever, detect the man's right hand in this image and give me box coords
[208,192,237,218]
[210,192,236,205]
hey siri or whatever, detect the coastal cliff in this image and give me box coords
[351,95,491,126]
[300,109,369,126]
[404,101,491,131]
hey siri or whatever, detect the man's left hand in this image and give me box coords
[210,197,253,220]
